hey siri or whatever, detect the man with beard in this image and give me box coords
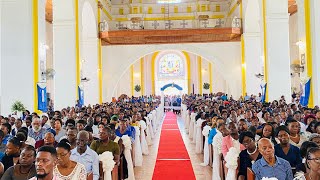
[30,146,57,180]
[28,117,48,141]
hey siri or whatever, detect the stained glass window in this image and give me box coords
[158,54,184,77]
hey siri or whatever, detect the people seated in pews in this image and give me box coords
[53,118,66,142]
[90,126,120,163]
[221,122,245,158]
[70,130,99,180]
[252,138,293,180]
[238,119,249,134]
[54,141,87,180]
[295,141,319,174]
[303,147,320,179]
[238,131,262,180]
[286,119,308,148]
[309,133,320,147]
[1,123,13,145]
[1,137,22,172]
[260,123,278,145]
[17,127,35,148]
[115,118,134,142]
[1,145,36,180]
[29,146,57,180]
[66,127,78,150]
[274,125,302,172]
[35,132,57,149]
[28,117,47,142]
[15,132,27,150]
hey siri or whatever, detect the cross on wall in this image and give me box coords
[152,21,160,29]
[216,18,225,27]
[165,20,173,29]
[201,20,209,28]
[180,20,188,29]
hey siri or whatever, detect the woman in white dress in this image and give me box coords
[54,141,87,180]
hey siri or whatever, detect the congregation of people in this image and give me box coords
[0,95,163,180]
[181,93,320,180]
[1,92,320,180]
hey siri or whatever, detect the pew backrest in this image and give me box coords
[247,167,255,180]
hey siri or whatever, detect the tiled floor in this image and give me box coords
[134,114,213,180]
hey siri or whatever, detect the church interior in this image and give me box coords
[1,0,320,179]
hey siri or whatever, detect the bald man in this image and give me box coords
[70,130,99,180]
[252,138,293,180]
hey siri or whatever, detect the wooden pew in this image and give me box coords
[220,154,225,180]
[247,167,255,180]
[99,161,103,180]
[209,145,213,167]
[112,165,119,180]
[87,172,93,180]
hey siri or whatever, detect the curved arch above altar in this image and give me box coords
[160,83,183,91]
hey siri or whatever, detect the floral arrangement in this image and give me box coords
[202,125,211,136]
[225,147,241,179]
[203,83,210,90]
[99,151,115,180]
[225,147,240,169]
[122,135,132,150]
[114,136,120,143]
[11,101,26,112]
[134,85,141,92]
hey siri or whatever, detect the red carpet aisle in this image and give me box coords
[152,112,196,180]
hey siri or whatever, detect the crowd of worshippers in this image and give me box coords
[0,95,161,180]
[182,93,320,180]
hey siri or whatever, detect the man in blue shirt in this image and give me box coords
[70,130,99,180]
[252,138,293,180]
[0,123,13,145]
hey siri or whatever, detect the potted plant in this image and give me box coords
[134,84,141,92]
[11,101,26,117]
[203,83,210,90]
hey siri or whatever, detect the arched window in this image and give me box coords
[158,53,184,78]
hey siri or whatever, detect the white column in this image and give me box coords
[0,0,46,115]
[53,0,77,110]
[0,1,2,113]
[243,32,263,95]
[161,91,164,108]
[310,0,320,106]
[264,0,291,101]
[81,37,99,105]
[243,0,263,96]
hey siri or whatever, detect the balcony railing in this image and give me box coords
[99,18,242,31]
